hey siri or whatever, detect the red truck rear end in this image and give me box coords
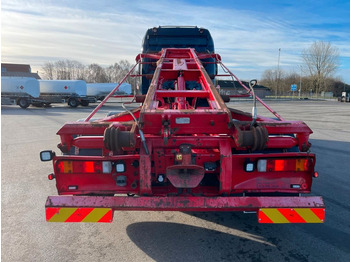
[41,28,324,224]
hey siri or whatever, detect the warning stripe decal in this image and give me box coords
[278,208,306,223]
[310,208,326,221]
[97,209,114,222]
[46,207,61,221]
[65,208,94,222]
[46,207,113,223]
[259,208,325,223]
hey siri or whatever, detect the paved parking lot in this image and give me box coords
[2,99,350,262]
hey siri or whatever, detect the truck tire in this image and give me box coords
[80,100,89,106]
[18,98,30,109]
[68,97,79,108]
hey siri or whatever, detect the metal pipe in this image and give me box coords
[84,61,140,122]
[299,65,302,99]
[218,61,284,121]
[276,48,281,98]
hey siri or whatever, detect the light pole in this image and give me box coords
[299,65,302,99]
[276,48,281,98]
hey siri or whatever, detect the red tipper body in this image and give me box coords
[44,47,325,223]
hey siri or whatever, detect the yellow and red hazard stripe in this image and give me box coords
[46,207,113,222]
[258,208,325,223]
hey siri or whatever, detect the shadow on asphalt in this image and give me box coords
[126,220,276,262]
[127,138,350,261]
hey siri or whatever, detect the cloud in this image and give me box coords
[2,0,350,82]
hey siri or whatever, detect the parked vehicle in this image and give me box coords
[38,80,91,107]
[87,82,132,101]
[1,77,40,108]
[339,91,350,102]
[41,27,325,224]
[140,26,217,94]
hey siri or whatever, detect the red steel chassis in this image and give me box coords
[45,48,325,223]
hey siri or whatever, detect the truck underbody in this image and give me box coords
[42,48,325,223]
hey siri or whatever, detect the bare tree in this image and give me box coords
[302,41,339,96]
[85,63,108,83]
[41,59,86,80]
[105,60,137,92]
[106,63,122,83]
[41,59,136,87]
[260,69,276,91]
[283,72,299,94]
[260,68,286,94]
[119,60,135,88]
[42,62,54,80]
[55,60,67,80]
[68,60,85,80]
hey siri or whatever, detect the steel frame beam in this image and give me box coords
[46,195,325,212]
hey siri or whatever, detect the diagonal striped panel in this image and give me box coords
[294,208,324,223]
[97,209,114,222]
[258,210,274,223]
[259,208,290,223]
[65,208,94,222]
[259,208,325,223]
[278,208,306,223]
[81,208,113,222]
[47,208,77,222]
[46,207,61,221]
[310,208,326,222]
[46,207,113,223]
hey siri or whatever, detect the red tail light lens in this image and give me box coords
[57,161,73,173]
[258,158,311,172]
[274,160,285,171]
[56,160,105,174]
[83,161,96,173]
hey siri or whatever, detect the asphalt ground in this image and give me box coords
[1,99,350,262]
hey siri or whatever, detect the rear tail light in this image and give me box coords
[56,160,112,174]
[257,158,310,172]
[274,160,285,171]
[257,160,267,172]
[102,161,112,173]
[83,161,98,173]
[57,161,73,173]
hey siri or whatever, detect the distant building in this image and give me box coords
[1,63,41,79]
[216,80,271,98]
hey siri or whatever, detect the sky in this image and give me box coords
[1,0,350,83]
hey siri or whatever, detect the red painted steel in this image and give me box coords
[46,196,325,212]
[85,62,140,122]
[46,48,324,222]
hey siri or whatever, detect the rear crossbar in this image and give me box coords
[46,196,325,223]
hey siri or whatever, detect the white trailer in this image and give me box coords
[38,80,92,107]
[1,77,40,108]
[87,83,132,101]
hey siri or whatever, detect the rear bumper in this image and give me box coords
[46,195,325,223]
